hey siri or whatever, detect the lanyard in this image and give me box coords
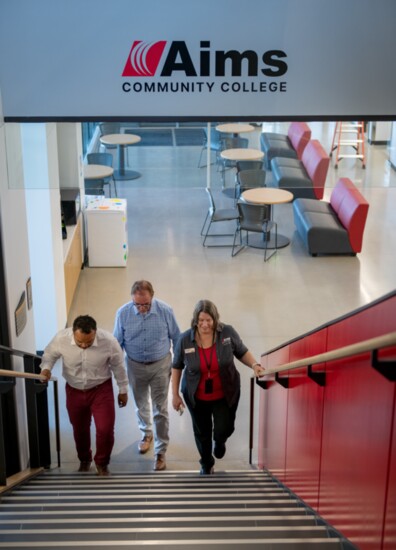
[200,338,215,378]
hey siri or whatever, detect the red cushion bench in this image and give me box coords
[271,140,330,200]
[293,178,369,255]
[260,122,311,170]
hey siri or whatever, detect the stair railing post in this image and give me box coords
[249,376,254,465]
[24,354,51,468]
[0,397,6,485]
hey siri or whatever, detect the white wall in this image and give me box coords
[0,122,36,468]
[23,123,67,350]
[57,123,84,189]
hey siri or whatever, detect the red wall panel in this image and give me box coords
[258,346,289,480]
[258,293,396,550]
[284,330,327,510]
[383,394,396,550]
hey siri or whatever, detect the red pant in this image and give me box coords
[66,378,115,467]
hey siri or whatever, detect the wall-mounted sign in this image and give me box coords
[1,0,396,120]
[15,291,27,337]
[26,277,33,310]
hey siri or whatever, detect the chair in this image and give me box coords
[201,188,239,247]
[219,136,249,187]
[236,160,264,173]
[198,126,227,168]
[99,122,121,140]
[98,122,121,153]
[87,152,117,197]
[84,178,106,196]
[235,169,266,202]
[232,201,277,261]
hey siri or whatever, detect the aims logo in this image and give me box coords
[122,40,288,78]
[122,41,167,77]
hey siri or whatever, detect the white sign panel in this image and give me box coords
[0,0,396,120]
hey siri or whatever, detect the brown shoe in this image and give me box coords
[78,461,92,472]
[153,453,166,471]
[96,464,110,476]
[138,434,153,454]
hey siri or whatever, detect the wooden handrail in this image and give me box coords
[261,331,396,376]
[0,369,56,381]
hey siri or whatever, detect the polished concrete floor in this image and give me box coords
[52,121,396,474]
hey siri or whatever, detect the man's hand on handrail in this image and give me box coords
[40,369,52,383]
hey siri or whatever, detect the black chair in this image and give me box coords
[236,160,264,173]
[232,201,277,261]
[201,188,239,247]
[219,136,249,187]
[235,169,266,201]
[87,152,117,197]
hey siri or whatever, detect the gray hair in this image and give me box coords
[131,280,154,297]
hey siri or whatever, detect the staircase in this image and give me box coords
[0,469,354,549]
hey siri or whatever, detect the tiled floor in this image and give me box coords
[53,121,396,475]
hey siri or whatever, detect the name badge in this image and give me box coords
[222,337,231,345]
[185,347,195,354]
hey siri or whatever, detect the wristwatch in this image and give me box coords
[251,362,261,369]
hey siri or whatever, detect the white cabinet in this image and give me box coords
[85,197,128,267]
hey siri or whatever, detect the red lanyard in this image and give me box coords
[201,341,215,378]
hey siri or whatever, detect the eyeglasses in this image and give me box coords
[132,301,151,309]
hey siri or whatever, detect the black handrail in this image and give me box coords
[0,344,61,486]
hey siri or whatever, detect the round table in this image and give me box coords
[220,148,264,162]
[83,164,114,180]
[216,123,255,136]
[241,187,294,249]
[99,133,141,180]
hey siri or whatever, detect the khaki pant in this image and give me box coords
[127,353,171,454]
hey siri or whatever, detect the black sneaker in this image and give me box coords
[214,441,226,459]
[199,465,214,475]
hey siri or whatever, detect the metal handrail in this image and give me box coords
[260,331,396,376]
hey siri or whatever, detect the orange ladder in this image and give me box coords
[330,121,366,168]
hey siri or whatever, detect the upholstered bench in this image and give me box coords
[293,178,369,256]
[260,122,311,170]
[271,140,330,200]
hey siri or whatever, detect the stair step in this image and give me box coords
[0,506,308,518]
[1,514,318,529]
[7,486,285,496]
[0,471,348,549]
[0,539,342,549]
[0,525,335,542]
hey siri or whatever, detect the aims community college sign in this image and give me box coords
[121,40,288,95]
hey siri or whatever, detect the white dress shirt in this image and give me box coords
[40,328,129,393]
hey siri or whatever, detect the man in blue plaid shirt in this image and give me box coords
[114,280,180,471]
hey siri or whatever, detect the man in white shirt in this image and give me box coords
[40,315,128,476]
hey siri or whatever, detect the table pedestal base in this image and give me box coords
[114,169,141,181]
[243,233,290,250]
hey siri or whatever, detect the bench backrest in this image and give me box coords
[330,178,369,253]
[301,140,330,199]
[288,122,311,158]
